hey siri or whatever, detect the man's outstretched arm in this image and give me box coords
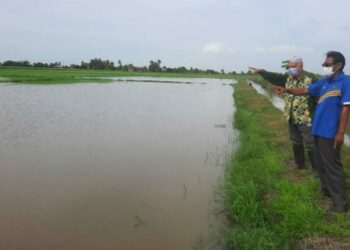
[249,67,288,87]
[275,86,309,96]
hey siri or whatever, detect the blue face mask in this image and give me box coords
[288,67,299,77]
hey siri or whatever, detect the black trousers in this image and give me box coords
[314,136,347,210]
[288,121,318,173]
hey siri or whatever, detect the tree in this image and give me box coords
[127,64,134,72]
[81,61,88,69]
[33,62,48,68]
[148,59,162,72]
[118,60,122,70]
[3,60,31,67]
[0,58,234,75]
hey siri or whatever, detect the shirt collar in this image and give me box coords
[327,72,345,83]
[288,72,305,82]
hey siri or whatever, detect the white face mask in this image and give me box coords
[288,67,299,77]
[322,66,334,76]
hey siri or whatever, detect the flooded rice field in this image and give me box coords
[248,80,285,111]
[0,77,237,249]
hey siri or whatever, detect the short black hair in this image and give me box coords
[326,51,346,71]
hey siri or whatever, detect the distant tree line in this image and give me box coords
[0,59,242,74]
[0,60,63,68]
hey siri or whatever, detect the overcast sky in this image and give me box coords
[1,0,350,73]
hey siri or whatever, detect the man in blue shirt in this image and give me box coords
[275,51,350,212]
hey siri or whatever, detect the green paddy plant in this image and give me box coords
[224,80,350,249]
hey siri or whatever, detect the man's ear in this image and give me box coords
[335,62,342,72]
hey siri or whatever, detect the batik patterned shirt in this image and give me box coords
[259,70,316,125]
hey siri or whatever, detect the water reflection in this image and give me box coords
[248,80,284,111]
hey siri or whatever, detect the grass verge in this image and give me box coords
[223,80,350,249]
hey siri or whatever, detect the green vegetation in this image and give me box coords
[0,58,232,75]
[224,80,350,249]
[0,67,253,84]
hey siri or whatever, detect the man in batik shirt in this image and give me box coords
[249,57,318,174]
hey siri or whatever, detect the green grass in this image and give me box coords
[224,80,350,249]
[0,67,248,84]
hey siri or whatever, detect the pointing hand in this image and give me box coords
[248,67,262,74]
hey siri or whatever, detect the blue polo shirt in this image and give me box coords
[308,72,350,139]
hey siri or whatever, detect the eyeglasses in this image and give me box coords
[322,62,340,67]
[322,63,334,67]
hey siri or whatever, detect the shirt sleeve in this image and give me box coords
[307,80,323,97]
[259,70,288,87]
[341,80,350,105]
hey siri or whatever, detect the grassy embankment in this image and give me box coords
[224,79,350,249]
[0,67,250,84]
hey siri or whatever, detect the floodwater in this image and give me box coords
[0,77,237,250]
[248,80,285,111]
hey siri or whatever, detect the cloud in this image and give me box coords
[1,0,350,73]
[202,43,224,54]
[201,42,235,55]
[338,25,350,31]
[308,19,321,25]
[135,0,212,11]
[255,45,314,54]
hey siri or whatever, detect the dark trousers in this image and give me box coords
[314,136,348,210]
[288,121,318,173]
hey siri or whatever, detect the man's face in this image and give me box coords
[288,61,303,77]
[322,57,342,73]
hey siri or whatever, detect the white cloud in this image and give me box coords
[135,0,213,11]
[255,45,314,54]
[202,43,224,54]
[201,43,235,55]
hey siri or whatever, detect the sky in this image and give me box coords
[1,0,350,73]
